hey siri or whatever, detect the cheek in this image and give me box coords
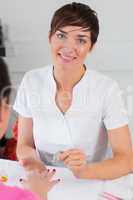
[78,48,89,59]
[50,37,62,52]
[50,44,60,56]
[81,43,92,56]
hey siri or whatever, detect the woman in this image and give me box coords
[14,2,133,180]
[0,58,59,199]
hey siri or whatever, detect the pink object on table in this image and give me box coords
[0,183,41,200]
[100,192,123,200]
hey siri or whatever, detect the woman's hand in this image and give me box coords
[19,157,47,173]
[21,169,60,200]
[59,149,87,178]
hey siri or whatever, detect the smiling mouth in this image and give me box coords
[58,53,77,62]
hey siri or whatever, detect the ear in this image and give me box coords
[48,31,51,43]
[89,43,95,52]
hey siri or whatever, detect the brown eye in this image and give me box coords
[56,33,66,39]
[78,38,87,44]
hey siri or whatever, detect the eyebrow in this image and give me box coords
[57,29,90,39]
[77,35,90,39]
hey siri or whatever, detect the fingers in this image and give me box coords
[59,151,70,161]
[66,153,85,161]
[40,169,49,177]
[39,169,56,181]
[19,178,29,190]
[28,169,57,181]
[50,179,60,187]
[59,149,85,160]
[46,170,61,189]
[37,166,47,174]
[20,169,60,191]
[59,149,87,167]
[65,160,84,167]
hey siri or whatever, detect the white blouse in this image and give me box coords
[13,65,128,166]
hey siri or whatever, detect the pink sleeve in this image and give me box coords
[0,183,40,200]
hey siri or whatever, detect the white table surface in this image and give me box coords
[0,159,133,200]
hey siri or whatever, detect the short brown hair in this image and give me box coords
[49,2,99,47]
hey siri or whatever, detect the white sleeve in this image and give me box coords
[13,72,32,117]
[103,81,128,130]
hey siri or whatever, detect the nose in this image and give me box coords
[63,37,77,51]
[61,47,75,56]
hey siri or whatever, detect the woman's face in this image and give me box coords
[49,26,93,70]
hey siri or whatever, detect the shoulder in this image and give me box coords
[87,69,118,92]
[21,65,52,86]
[24,65,52,79]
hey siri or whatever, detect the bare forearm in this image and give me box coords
[78,155,132,180]
[16,144,47,171]
[16,144,39,160]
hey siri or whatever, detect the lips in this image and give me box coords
[58,52,76,62]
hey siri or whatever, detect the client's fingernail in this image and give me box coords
[47,169,50,172]
[53,169,56,172]
[19,178,23,182]
[58,179,61,182]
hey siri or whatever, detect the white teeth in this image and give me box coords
[59,53,75,61]
[62,55,73,60]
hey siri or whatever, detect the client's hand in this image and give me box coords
[21,169,60,200]
[19,157,47,173]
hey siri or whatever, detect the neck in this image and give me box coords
[53,65,86,91]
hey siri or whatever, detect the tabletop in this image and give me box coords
[0,159,133,200]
